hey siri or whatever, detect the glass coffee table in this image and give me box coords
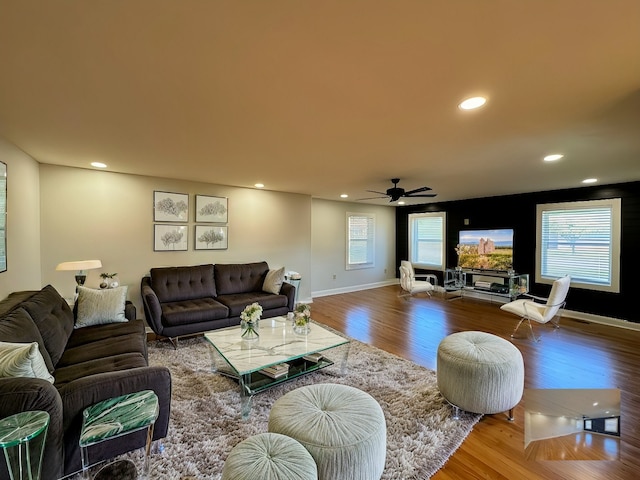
[204,317,350,419]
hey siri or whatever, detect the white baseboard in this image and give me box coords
[312,279,399,299]
[561,309,640,331]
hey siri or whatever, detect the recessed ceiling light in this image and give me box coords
[397,201,406,205]
[254,183,264,188]
[458,96,487,110]
[582,178,598,184]
[91,162,107,168]
[340,194,348,198]
[543,154,564,162]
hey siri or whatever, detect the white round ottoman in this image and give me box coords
[268,384,386,480]
[437,331,524,420]
[221,432,317,480]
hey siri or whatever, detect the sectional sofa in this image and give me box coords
[141,261,295,344]
[0,285,171,479]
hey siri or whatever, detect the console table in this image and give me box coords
[445,269,529,302]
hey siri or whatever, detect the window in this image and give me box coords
[408,212,446,270]
[536,199,621,292]
[346,213,375,270]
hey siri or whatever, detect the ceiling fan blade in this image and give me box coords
[356,196,389,201]
[365,190,388,195]
[405,193,438,198]
[404,186,432,195]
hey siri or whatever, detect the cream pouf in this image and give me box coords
[436,331,524,419]
[268,384,386,480]
[221,432,317,480]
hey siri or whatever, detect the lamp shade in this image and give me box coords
[56,260,102,271]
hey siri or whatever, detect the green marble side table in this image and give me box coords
[0,410,50,480]
[79,390,159,480]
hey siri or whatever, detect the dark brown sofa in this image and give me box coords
[0,285,171,479]
[141,261,295,342]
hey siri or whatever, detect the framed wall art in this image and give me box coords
[195,194,228,223]
[154,191,189,222]
[154,224,188,251]
[195,225,228,250]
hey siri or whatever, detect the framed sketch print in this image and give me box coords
[154,224,188,251]
[154,191,189,222]
[195,194,228,223]
[195,225,228,250]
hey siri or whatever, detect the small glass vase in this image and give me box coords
[240,319,259,341]
[293,317,310,335]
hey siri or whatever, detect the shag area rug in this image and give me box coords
[146,335,480,479]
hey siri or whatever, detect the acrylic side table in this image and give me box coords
[79,390,159,480]
[0,410,50,480]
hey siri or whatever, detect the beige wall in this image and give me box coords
[39,164,313,312]
[0,138,41,298]
[311,198,396,295]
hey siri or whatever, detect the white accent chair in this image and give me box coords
[500,275,571,341]
[399,261,437,298]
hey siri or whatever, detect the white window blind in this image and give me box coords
[408,212,446,270]
[536,199,621,292]
[346,213,375,270]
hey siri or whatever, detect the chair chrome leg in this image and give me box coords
[511,318,525,338]
[168,337,179,349]
[527,319,540,342]
[508,408,514,421]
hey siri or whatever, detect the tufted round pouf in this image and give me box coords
[437,331,524,417]
[268,384,386,480]
[221,432,317,480]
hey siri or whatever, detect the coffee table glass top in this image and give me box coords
[204,317,348,375]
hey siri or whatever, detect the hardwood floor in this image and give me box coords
[311,286,640,480]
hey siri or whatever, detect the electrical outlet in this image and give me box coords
[384,268,387,274]
[332,274,336,280]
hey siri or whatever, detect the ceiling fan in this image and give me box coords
[359,178,437,202]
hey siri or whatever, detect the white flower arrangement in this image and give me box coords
[294,303,311,327]
[241,302,263,324]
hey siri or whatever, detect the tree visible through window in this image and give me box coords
[347,213,375,270]
[536,198,621,292]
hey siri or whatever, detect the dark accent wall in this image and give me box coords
[396,181,639,323]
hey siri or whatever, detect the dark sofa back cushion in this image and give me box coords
[214,261,269,295]
[20,285,74,368]
[0,307,55,372]
[150,264,216,303]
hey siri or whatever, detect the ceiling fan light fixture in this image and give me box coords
[543,154,564,162]
[458,96,487,110]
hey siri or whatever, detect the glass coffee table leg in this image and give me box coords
[239,374,253,420]
[339,343,351,375]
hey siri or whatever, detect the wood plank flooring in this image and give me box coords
[311,286,640,480]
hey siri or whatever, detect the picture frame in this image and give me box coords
[154,191,189,222]
[195,225,228,250]
[154,224,188,251]
[195,194,228,223]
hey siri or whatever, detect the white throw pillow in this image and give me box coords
[0,341,55,383]
[76,285,128,328]
[263,267,285,294]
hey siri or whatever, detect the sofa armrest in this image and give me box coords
[141,279,164,336]
[59,366,172,473]
[280,282,296,311]
[125,300,136,320]
[0,378,64,480]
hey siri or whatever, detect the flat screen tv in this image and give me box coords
[457,228,514,272]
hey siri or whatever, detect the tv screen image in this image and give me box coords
[457,228,514,271]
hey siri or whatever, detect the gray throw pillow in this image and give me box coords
[0,341,55,383]
[263,267,285,294]
[76,286,128,328]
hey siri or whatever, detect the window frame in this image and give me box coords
[535,198,621,292]
[346,212,375,270]
[408,211,446,271]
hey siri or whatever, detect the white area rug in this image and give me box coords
[146,335,480,479]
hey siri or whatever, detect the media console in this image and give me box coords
[444,268,529,302]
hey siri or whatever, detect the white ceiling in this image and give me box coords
[525,388,620,419]
[1,1,639,206]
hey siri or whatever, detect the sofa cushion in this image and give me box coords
[0,307,55,372]
[66,319,146,350]
[0,341,54,383]
[75,286,128,328]
[53,352,148,388]
[217,292,289,317]
[160,298,229,327]
[263,267,285,294]
[214,262,269,295]
[0,290,39,317]
[20,285,74,368]
[150,264,216,303]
